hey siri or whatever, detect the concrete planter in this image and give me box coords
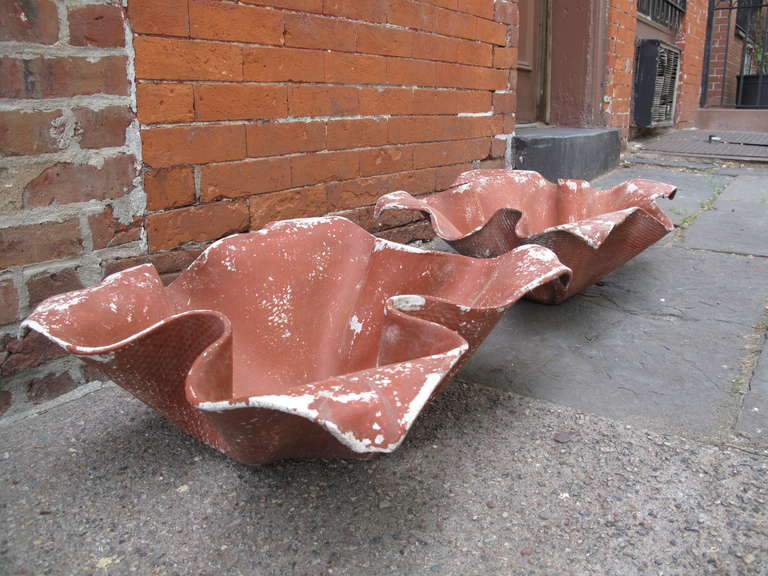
[375,170,676,303]
[23,216,570,464]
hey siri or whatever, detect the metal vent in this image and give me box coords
[652,45,679,123]
[634,39,681,127]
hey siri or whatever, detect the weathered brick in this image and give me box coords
[0,110,64,156]
[136,83,195,125]
[376,219,434,243]
[88,207,142,250]
[201,157,292,201]
[291,151,359,187]
[243,46,325,82]
[0,0,58,44]
[325,168,433,211]
[359,145,414,177]
[412,137,490,169]
[73,106,132,149]
[147,201,250,251]
[102,248,202,278]
[493,46,517,69]
[325,52,387,84]
[246,121,326,157]
[141,125,246,169]
[24,155,137,207]
[288,85,359,116]
[323,0,391,22]
[144,167,196,211]
[27,371,78,404]
[326,118,388,150]
[240,0,323,11]
[68,4,125,47]
[194,84,288,122]
[189,0,283,45]
[249,185,328,229]
[0,219,82,268]
[0,56,129,99]
[0,279,19,324]
[356,23,413,58]
[27,267,83,309]
[389,0,435,31]
[385,57,436,86]
[2,331,66,377]
[284,12,357,51]
[127,0,189,36]
[134,37,243,82]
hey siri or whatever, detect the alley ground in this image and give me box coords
[1,152,767,575]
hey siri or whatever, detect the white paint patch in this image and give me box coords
[391,295,426,311]
[349,315,363,336]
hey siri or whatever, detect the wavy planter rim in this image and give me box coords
[23,216,571,464]
[374,169,677,302]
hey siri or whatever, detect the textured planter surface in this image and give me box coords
[375,170,676,303]
[24,217,570,464]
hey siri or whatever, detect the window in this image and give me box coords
[637,0,687,31]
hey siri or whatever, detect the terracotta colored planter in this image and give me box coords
[24,217,570,465]
[374,169,677,303]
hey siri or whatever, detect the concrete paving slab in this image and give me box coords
[737,338,768,442]
[1,383,766,576]
[682,176,768,256]
[591,166,730,227]
[460,245,768,436]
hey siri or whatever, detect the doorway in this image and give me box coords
[517,0,550,124]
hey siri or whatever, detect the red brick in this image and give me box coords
[388,115,494,144]
[0,0,58,44]
[243,46,325,82]
[147,201,250,251]
[73,106,132,149]
[459,0,494,19]
[0,280,18,324]
[284,12,357,51]
[240,0,322,11]
[494,0,517,25]
[189,0,283,45]
[195,84,287,122]
[385,58,436,87]
[1,331,66,377]
[68,4,124,47]
[249,185,328,229]
[246,121,326,157]
[127,0,189,36]
[291,151,359,187]
[389,0,434,30]
[88,207,142,250]
[493,46,517,68]
[338,200,425,233]
[0,110,63,156]
[356,24,413,58]
[325,168,433,211]
[434,162,472,189]
[288,85,359,117]
[325,52,387,84]
[0,219,82,268]
[145,167,196,211]
[359,87,413,115]
[103,248,203,278]
[136,83,195,125]
[475,17,507,45]
[491,136,507,158]
[435,62,506,90]
[200,158,292,201]
[0,56,129,98]
[326,118,388,150]
[359,145,414,176]
[141,124,246,169]
[24,155,137,207]
[27,371,78,404]
[27,267,83,309]
[323,0,391,22]
[134,37,242,82]
[412,137,490,169]
[411,32,457,63]
[493,91,516,114]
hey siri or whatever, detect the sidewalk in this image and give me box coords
[2,155,767,576]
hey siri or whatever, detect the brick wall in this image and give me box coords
[0,0,519,418]
[0,0,144,418]
[603,0,638,142]
[703,6,744,108]
[674,0,708,125]
[122,0,516,259]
